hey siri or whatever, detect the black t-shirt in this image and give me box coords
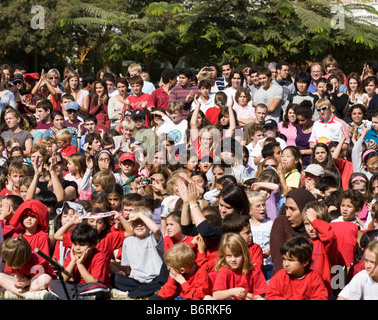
[37,180,78,201]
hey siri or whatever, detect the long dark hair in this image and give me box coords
[219,183,250,216]
[91,79,108,106]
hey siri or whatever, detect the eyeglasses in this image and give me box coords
[49,76,59,80]
[316,106,329,113]
[264,164,277,168]
[98,158,110,162]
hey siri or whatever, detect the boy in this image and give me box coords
[247,191,274,280]
[127,63,156,95]
[115,152,138,196]
[131,109,157,156]
[64,101,83,137]
[290,72,317,109]
[156,100,188,146]
[0,161,28,196]
[245,122,264,168]
[364,109,378,151]
[191,79,214,113]
[35,99,53,136]
[78,114,97,152]
[302,201,338,299]
[82,132,102,157]
[0,195,24,239]
[113,118,136,153]
[265,236,329,300]
[48,223,111,300]
[60,94,75,119]
[150,243,211,300]
[110,206,166,299]
[316,175,340,199]
[55,128,77,160]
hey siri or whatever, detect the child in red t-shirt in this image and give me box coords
[151,243,211,300]
[206,233,267,300]
[55,128,77,160]
[265,236,329,300]
[205,92,227,126]
[48,223,111,300]
[0,161,28,196]
[164,212,196,252]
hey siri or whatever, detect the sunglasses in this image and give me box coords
[316,106,329,112]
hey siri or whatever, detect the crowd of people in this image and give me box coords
[0,55,377,301]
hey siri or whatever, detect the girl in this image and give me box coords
[92,170,116,193]
[19,176,33,201]
[64,152,90,200]
[0,107,33,158]
[278,104,298,147]
[218,183,250,219]
[338,240,378,300]
[295,101,314,168]
[0,235,56,299]
[108,77,130,130]
[210,233,267,300]
[233,87,255,127]
[164,211,195,252]
[346,72,368,107]
[105,183,124,213]
[255,156,279,178]
[367,173,378,227]
[347,104,370,137]
[89,79,111,132]
[215,101,238,140]
[205,92,227,126]
[277,146,302,197]
[311,142,335,170]
[349,173,370,224]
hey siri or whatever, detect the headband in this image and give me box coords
[96,149,112,158]
[362,149,376,163]
[351,176,367,183]
[80,211,115,220]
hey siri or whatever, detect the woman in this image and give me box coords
[0,107,33,157]
[270,188,316,275]
[347,104,370,138]
[63,71,89,115]
[278,103,298,147]
[89,79,111,133]
[311,142,335,170]
[223,69,245,106]
[233,87,255,127]
[295,101,314,168]
[347,72,368,107]
[108,77,129,130]
[31,69,59,111]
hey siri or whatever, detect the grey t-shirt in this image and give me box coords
[254,83,284,123]
[1,130,33,150]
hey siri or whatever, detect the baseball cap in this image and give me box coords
[13,75,23,84]
[132,109,145,120]
[66,101,79,111]
[23,73,40,82]
[263,119,278,128]
[124,109,133,117]
[304,164,324,177]
[119,152,136,163]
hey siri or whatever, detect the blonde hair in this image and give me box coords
[166,169,188,195]
[8,161,28,176]
[68,153,86,176]
[92,170,116,189]
[164,243,196,270]
[167,100,183,114]
[315,98,332,110]
[247,190,266,205]
[0,235,31,269]
[129,205,152,220]
[41,136,56,147]
[55,128,73,142]
[128,63,143,74]
[302,200,329,222]
[215,233,253,274]
[365,240,378,270]
[120,118,136,131]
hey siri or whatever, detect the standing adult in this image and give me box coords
[307,62,324,94]
[150,68,178,111]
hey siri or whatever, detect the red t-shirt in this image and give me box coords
[212,266,267,299]
[60,145,78,158]
[163,234,196,252]
[157,265,211,300]
[265,268,329,300]
[150,86,169,111]
[205,107,221,125]
[13,231,51,265]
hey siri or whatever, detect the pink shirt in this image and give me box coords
[278,122,297,146]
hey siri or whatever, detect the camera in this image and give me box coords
[326,83,333,91]
[141,177,152,185]
[204,67,213,72]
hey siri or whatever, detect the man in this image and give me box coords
[308,62,324,94]
[150,68,178,111]
[168,68,199,119]
[242,103,267,145]
[253,67,283,123]
[127,63,156,95]
[273,61,296,114]
[103,72,119,98]
[220,61,234,91]
[248,66,261,101]
[0,64,22,108]
[197,63,223,93]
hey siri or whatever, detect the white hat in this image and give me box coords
[304,164,324,177]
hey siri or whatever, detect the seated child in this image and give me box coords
[0,161,28,196]
[164,211,195,252]
[55,128,77,160]
[0,195,24,239]
[150,243,211,300]
[265,236,329,300]
[110,206,167,299]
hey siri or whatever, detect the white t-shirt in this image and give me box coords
[157,115,188,145]
[309,115,344,145]
[249,219,273,266]
[338,270,378,300]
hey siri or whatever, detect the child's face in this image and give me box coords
[19,185,28,200]
[121,128,134,140]
[304,219,318,239]
[371,180,378,198]
[87,218,106,234]
[316,81,326,93]
[108,193,122,211]
[212,167,225,181]
[239,225,253,247]
[199,87,210,98]
[251,130,264,143]
[165,216,182,239]
[91,139,102,152]
[72,242,94,259]
[296,81,308,93]
[191,174,206,191]
[372,116,378,132]
[93,183,104,193]
[364,249,378,279]
[56,139,70,150]
[120,160,135,176]
[131,219,150,239]
[282,254,308,278]
[225,248,243,271]
[8,171,25,189]
[61,209,76,226]
[131,83,143,95]
[199,159,212,173]
[122,205,135,219]
[218,196,235,219]
[249,198,267,222]
[281,149,298,170]
[350,108,364,125]
[129,181,139,194]
[352,181,367,195]
[67,159,78,174]
[185,156,198,172]
[97,153,111,171]
[168,111,182,124]
[84,120,96,133]
[22,213,38,231]
[340,198,357,221]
